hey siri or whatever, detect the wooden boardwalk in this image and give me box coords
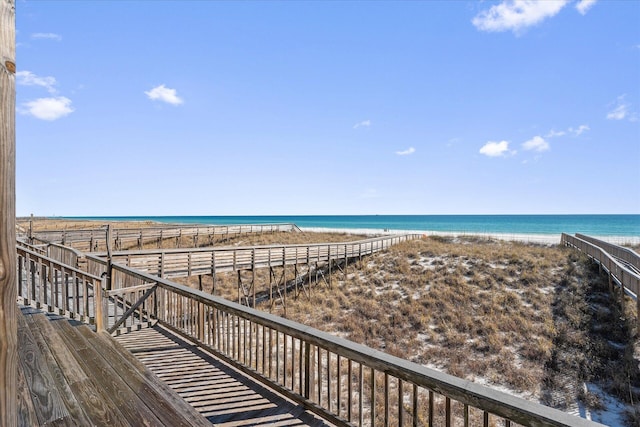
[115,325,334,427]
[17,305,211,426]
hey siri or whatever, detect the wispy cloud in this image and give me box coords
[606,95,638,121]
[568,124,590,135]
[395,147,415,156]
[145,84,184,105]
[19,97,74,121]
[472,0,569,34]
[575,0,597,15]
[546,124,589,138]
[353,120,371,129]
[522,135,549,152]
[545,129,566,138]
[16,70,57,94]
[31,32,62,41]
[479,140,512,157]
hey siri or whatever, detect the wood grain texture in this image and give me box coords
[51,319,165,426]
[22,313,92,426]
[16,311,69,425]
[0,1,16,426]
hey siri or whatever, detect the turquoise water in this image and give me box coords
[65,215,640,237]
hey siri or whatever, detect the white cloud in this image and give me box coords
[145,84,183,105]
[569,124,590,135]
[16,71,57,93]
[575,0,597,15]
[545,129,566,138]
[20,97,74,121]
[395,147,415,156]
[472,0,569,34]
[606,105,627,120]
[353,120,371,129]
[31,32,62,41]
[546,124,590,138]
[479,140,511,157]
[522,135,550,152]
[606,95,637,121]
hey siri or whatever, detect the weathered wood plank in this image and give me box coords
[0,0,17,424]
[76,325,211,427]
[16,311,70,425]
[22,312,92,426]
[16,361,38,427]
[51,319,163,426]
[28,313,130,427]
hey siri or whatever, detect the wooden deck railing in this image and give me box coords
[16,246,105,326]
[575,233,640,271]
[561,233,640,298]
[91,262,603,427]
[46,242,83,268]
[88,234,422,279]
[30,223,301,252]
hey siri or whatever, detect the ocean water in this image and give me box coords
[66,215,640,238]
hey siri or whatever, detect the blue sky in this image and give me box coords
[15,0,640,216]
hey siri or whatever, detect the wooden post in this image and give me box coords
[0,1,17,425]
[95,277,108,333]
[105,225,113,290]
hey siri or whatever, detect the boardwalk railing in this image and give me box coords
[16,246,105,326]
[46,242,84,269]
[91,262,603,427]
[561,233,640,299]
[575,233,640,272]
[30,223,301,252]
[90,234,423,279]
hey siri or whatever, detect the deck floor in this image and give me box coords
[115,325,334,427]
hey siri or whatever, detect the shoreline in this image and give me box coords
[299,226,640,246]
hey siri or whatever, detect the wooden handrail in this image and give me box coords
[16,246,103,326]
[30,223,301,251]
[562,233,640,298]
[88,234,423,279]
[575,233,640,271]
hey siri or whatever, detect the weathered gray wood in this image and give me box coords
[22,312,92,426]
[76,325,210,426]
[52,318,165,426]
[16,310,70,425]
[16,361,38,427]
[28,313,129,427]
[0,1,17,425]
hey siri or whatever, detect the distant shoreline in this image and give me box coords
[299,227,640,246]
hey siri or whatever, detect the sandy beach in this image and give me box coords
[300,226,640,246]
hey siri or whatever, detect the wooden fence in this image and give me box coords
[575,233,640,272]
[561,233,640,298]
[30,223,301,252]
[16,246,105,326]
[88,234,422,279]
